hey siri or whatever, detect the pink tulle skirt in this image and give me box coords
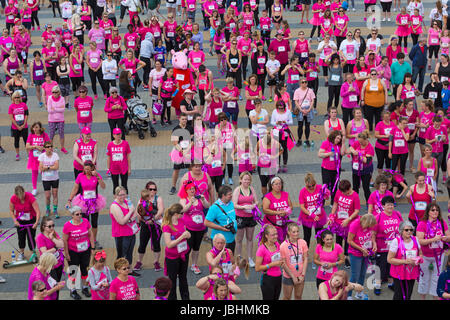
[329,220,349,238]
[395,26,411,37]
[309,16,322,26]
[299,211,327,229]
[71,194,107,213]
[169,149,191,164]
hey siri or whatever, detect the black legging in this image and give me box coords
[166,256,190,300]
[335,235,349,255]
[393,278,415,300]
[411,34,419,46]
[138,221,162,253]
[224,163,233,179]
[363,105,383,131]
[278,134,289,166]
[343,64,355,74]
[321,167,338,205]
[398,36,408,49]
[257,73,266,96]
[17,219,36,250]
[391,152,408,176]
[297,118,310,141]
[12,128,28,149]
[375,147,391,170]
[428,45,440,59]
[104,79,117,97]
[327,85,341,110]
[265,0,273,17]
[242,56,249,81]
[342,106,354,127]
[308,78,319,109]
[352,171,372,203]
[111,173,129,194]
[51,1,61,17]
[303,225,323,248]
[335,36,345,50]
[88,68,107,96]
[310,25,321,38]
[31,11,40,28]
[107,117,126,140]
[210,175,224,192]
[162,97,172,123]
[120,5,128,19]
[261,274,281,300]
[141,57,151,86]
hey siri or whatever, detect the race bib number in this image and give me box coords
[394,139,405,147]
[301,52,308,58]
[76,240,89,252]
[412,18,419,25]
[370,85,378,91]
[430,241,442,249]
[192,214,203,224]
[291,74,300,81]
[309,71,317,78]
[405,249,417,259]
[81,154,92,162]
[363,241,372,249]
[76,30,83,36]
[19,212,31,220]
[338,210,349,219]
[290,254,302,265]
[273,128,279,137]
[90,58,98,64]
[112,153,123,161]
[405,91,415,98]
[431,38,438,44]
[360,72,367,77]
[74,64,81,70]
[426,168,434,177]
[154,32,160,37]
[271,252,281,262]
[167,32,174,37]
[441,76,448,82]
[95,38,102,44]
[407,123,415,130]
[35,70,44,77]
[278,46,285,52]
[112,44,119,49]
[352,162,359,170]
[83,190,96,199]
[230,58,238,64]
[193,57,201,63]
[429,92,438,99]
[258,57,266,64]
[384,128,392,135]
[228,101,236,108]
[262,24,269,30]
[176,74,185,81]
[401,17,407,25]
[246,20,252,25]
[349,94,357,102]
[180,140,189,149]
[320,266,333,273]
[128,41,135,47]
[177,240,188,253]
[414,201,427,211]
[211,160,222,168]
[128,221,139,234]
[331,74,340,82]
[80,111,90,117]
[105,29,111,35]
[33,149,41,157]
[223,142,232,149]
[15,114,24,121]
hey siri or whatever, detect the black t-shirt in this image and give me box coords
[180,99,197,125]
[172,124,194,145]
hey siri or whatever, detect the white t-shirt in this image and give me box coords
[265,59,281,75]
[339,39,359,61]
[149,68,167,89]
[102,59,118,80]
[389,237,421,253]
[38,152,60,181]
[249,109,269,136]
[61,2,73,19]
[270,109,293,129]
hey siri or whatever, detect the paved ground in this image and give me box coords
[0,1,447,300]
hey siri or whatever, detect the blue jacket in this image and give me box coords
[437,266,450,299]
[408,44,428,68]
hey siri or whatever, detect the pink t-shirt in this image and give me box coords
[8,102,28,130]
[106,140,131,175]
[10,192,37,220]
[350,140,375,171]
[320,140,340,170]
[62,218,92,253]
[416,219,449,257]
[164,21,177,36]
[298,185,328,225]
[110,201,137,238]
[74,96,94,124]
[104,96,126,119]
[36,232,64,268]
[280,239,308,279]
[188,50,205,71]
[374,210,403,252]
[86,49,103,70]
[315,244,344,280]
[41,81,58,102]
[149,68,166,89]
[256,242,282,277]
[418,111,435,138]
[426,125,447,153]
[375,120,395,150]
[391,126,410,155]
[119,58,140,75]
[109,276,139,300]
[28,267,56,300]
[26,133,50,170]
[73,138,97,171]
[348,217,376,257]
[367,190,394,215]
[331,190,360,223]
[182,199,206,231]
[88,28,106,50]
[162,220,190,259]
[76,173,100,192]
[124,32,139,50]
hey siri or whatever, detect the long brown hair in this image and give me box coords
[162,203,183,232]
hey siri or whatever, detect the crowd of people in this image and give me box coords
[0,0,450,302]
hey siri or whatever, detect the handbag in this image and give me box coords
[294,88,310,116]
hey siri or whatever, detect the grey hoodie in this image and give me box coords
[140,32,155,59]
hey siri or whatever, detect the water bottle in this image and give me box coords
[302,141,307,152]
[11,250,15,262]
[310,141,315,151]
[172,89,179,97]
[127,196,133,208]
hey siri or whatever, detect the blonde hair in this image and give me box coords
[39,252,58,274]
[11,90,22,100]
[239,171,252,184]
[114,257,129,271]
[14,185,25,200]
[260,225,277,246]
[114,186,127,196]
[162,203,183,232]
[360,213,377,229]
[304,173,316,186]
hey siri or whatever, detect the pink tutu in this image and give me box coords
[299,211,327,229]
[395,26,411,37]
[329,220,349,238]
[170,148,191,164]
[309,16,322,26]
[71,193,107,213]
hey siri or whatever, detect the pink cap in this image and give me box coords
[113,128,122,135]
[81,127,91,135]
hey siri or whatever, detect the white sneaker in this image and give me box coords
[0,276,5,283]
[382,17,385,22]
[352,7,355,11]
[17,253,25,261]
[347,296,353,300]
[249,258,255,268]
[228,178,233,185]
[388,18,391,21]
[31,189,37,196]
[393,8,397,12]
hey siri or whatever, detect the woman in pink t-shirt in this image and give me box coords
[314,229,345,287]
[62,205,95,300]
[318,270,364,300]
[416,203,450,299]
[106,128,131,194]
[9,185,40,261]
[417,99,436,157]
[67,161,106,249]
[36,216,65,299]
[368,174,394,216]
[162,203,191,300]
[109,257,140,300]
[73,86,94,133]
[255,224,283,300]
[389,116,410,176]
[8,91,29,161]
[179,180,210,275]
[25,122,50,195]
[86,41,107,100]
[318,130,345,205]
[280,222,308,300]
[347,213,377,299]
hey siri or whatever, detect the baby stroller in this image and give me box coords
[126,94,157,139]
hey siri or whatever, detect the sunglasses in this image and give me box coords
[73,213,82,216]
[121,266,130,270]
[306,184,316,188]
[112,91,118,94]
[107,54,112,56]
[404,229,414,232]
[79,90,87,93]
[148,188,157,191]
[301,81,307,83]
[45,145,53,148]
[371,73,377,76]
[37,288,46,292]
[46,224,55,228]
